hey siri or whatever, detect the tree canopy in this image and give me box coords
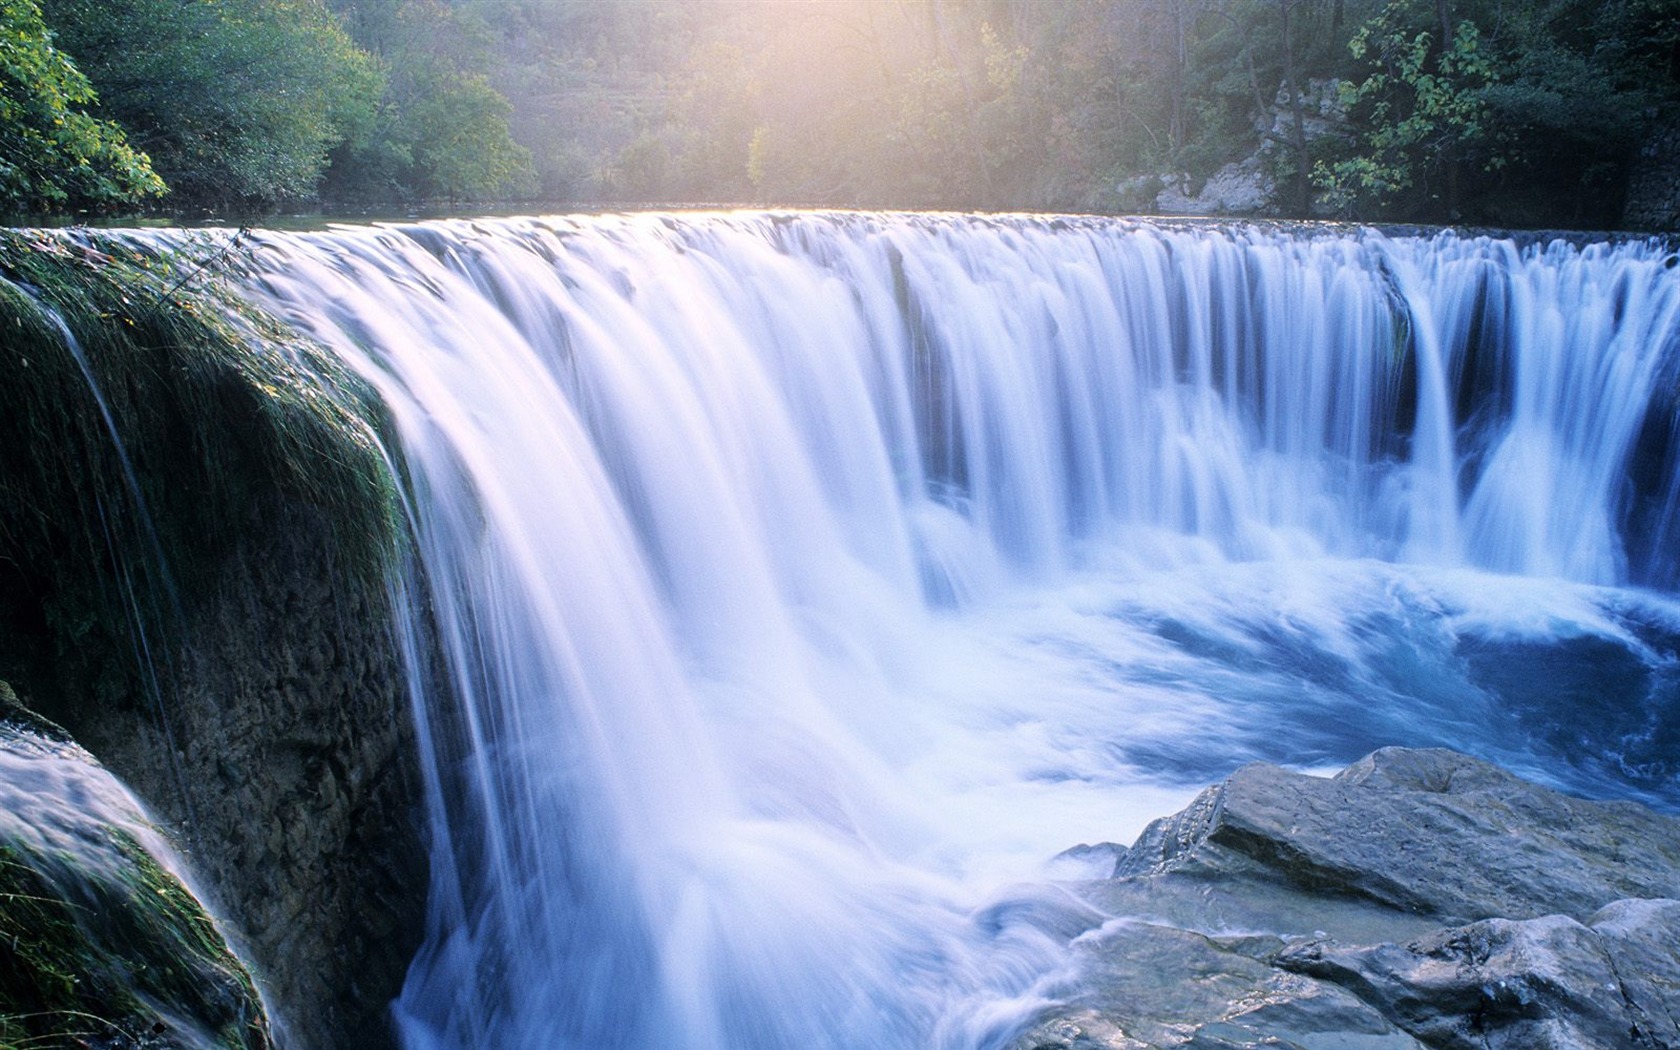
[39,0,384,211]
[1313,0,1680,223]
[15,0,533,214]
[422,0,1676,225]
[5,0,1677,225]
[320,0,535,204]
[0,0,161,213]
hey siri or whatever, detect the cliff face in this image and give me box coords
[51,498,428,1050]
[0,231,429,1050]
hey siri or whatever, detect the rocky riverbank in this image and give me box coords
[1013,748,1680,1050]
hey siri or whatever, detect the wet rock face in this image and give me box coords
[1015,748,1680,1050]
[1278,902,1680,1050]
[35,501,428,1050]
[1115,747,1680,922]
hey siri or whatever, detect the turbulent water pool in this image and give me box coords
[224,213,1680,1050]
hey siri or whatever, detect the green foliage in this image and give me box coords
[666,37,761,201]
[401,72,535,202]
[39,0,384,211]
[0,0,162,214]
[1315,10,1499,216]
[614,133,671,201]
[1312,0,1677,223]
[323,0,536,203]
[1471,0,1673,223]
[11,0,1674,219]
[880,55,982,206]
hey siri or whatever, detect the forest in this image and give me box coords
[3,0,1678,227]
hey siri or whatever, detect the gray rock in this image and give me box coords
[1278,902,1680,1049]
[1155,159,1275,217]
[1147,78,1349,219]
[1114,747,1680,924]
[1011,749,1680,1050]
[1590,899,1680,1041]
[1260,78,1350,150]
[22,501,427,1050]
[1016,919,1424,1050]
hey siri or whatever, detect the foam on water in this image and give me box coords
[237,213,1680,1050]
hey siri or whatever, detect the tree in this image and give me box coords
[1276,0,1313,215]
[0,0,161,213]
[402,72,534,201]
[40,0,384,211]
[666,37,763,201]
[322,0,536,203]
[1313,3,1498,219]
[1315,0,1677,224]
[1468,0,1674,225]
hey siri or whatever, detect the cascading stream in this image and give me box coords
[238,213,1680,1050]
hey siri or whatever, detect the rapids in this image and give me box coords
[240,213,1680,1050]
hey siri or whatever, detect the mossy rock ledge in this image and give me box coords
[1013,747,1680,1050]
[0,682,272,1050]
[0,230,428,1050]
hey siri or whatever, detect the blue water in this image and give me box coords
[237,213,1680,1050]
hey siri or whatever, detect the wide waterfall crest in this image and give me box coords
[239,214,1680,1050]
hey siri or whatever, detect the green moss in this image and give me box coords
[0,829,271,1049]
[0,228,400,714]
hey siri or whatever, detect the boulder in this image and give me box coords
[1278,902,1680,1049]
[1015,920,1424,1050]
[1111,747,1680,924]
[1013,748,1680,1050]
[1155,159,1275,217]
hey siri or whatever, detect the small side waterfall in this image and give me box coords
[0,713,271,1047]
[241,214,1680,1050]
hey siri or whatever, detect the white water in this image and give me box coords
[242,213,1680,1049]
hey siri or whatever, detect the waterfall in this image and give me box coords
[239,213,1680,1050]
